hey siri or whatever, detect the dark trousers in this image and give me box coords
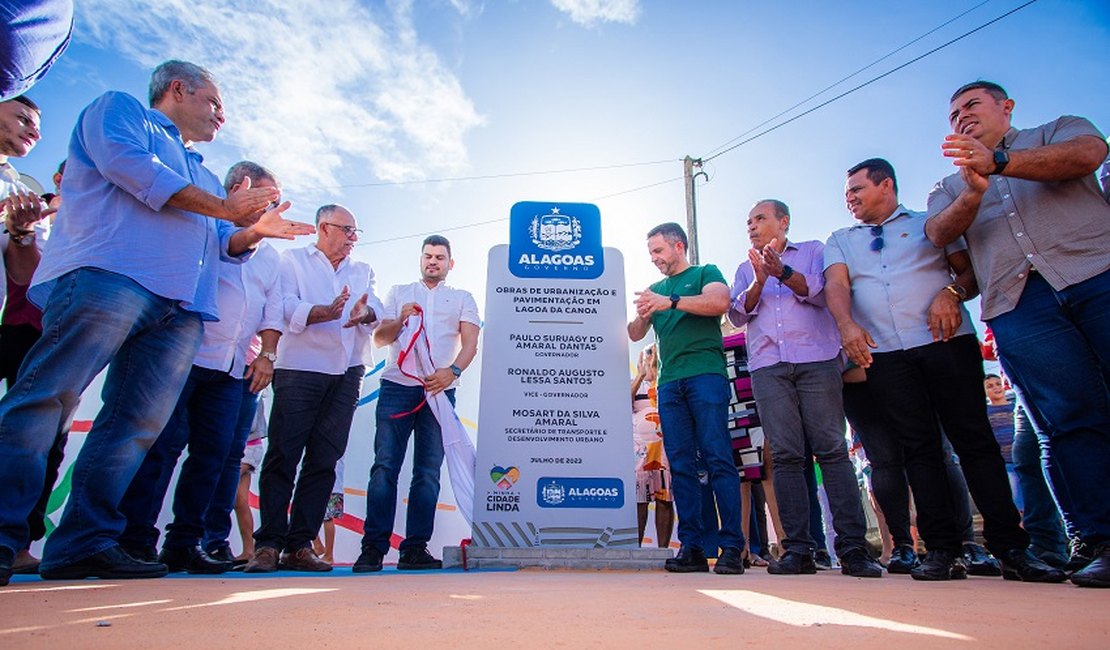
[1,322,67,546]
[118,365,244,550]
[847,380,981,547]
[866,335,1027,556]
[255,366,363,552]
[203,383,261,553]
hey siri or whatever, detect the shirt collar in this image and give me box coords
[999,126,1019,151]
[0,161,18,184]
[311,244,348,271]
[148,107,204,161]
[850,204,910,230]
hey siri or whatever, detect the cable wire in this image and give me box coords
[702,0,993,158]
[702,0,1039,164]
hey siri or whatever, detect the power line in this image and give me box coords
[701,0,1039,164]
[355,0,1036,247]
[702,0,993,158]
[357,217,507,247]
[356,176,687,247]
[297,158,680,192]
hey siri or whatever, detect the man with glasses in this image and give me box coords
[246,204,383,572]
[823,157,1063,584]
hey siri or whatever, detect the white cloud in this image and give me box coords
[74,0,485,192]
[550,0,640,26]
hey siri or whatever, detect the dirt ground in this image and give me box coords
[2,566,1107,649]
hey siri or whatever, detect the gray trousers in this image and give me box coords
[751,358,868,558]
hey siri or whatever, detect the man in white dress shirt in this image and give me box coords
[117,161,288,574]
[353,235,479,572]
[246,204,383,573]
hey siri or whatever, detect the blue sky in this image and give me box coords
[14,0,1110,328]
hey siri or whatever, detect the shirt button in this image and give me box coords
[1002,194,1010,199]
[1016,232,1023,237]
[1018,273,1025,279]
[1026,253,1034,258]
[1009,212,1015,217]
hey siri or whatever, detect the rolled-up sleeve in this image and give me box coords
[794,241,827,306]
[279,252,313,334]
[727,261,757,327]
[357,266,385,330]
[77,92,191,211]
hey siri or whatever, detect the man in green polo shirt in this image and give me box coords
[629,222,745,575]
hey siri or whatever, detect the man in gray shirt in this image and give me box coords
[927,81,1110,589]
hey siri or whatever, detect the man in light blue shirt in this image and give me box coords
[0,60,310,586]
[824,157,1063,584]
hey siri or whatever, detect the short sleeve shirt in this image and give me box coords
[649,264,727,386]
[927,116,1110,320]
[824,206,974,353]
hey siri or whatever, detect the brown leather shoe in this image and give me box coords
[243,546,280,573]
[12,549,41,574]
[280,547,332,572]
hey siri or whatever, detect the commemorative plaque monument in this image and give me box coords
[471,201,641,551]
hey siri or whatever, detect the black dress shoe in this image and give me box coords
[159,545,232,575]
[1070,544,1110,588]
[352,548,384,573]
[963,542,1002,577]
[813,549,833,570]
[998,548,1067,583]
[665,546,709,573]
[40,546,168,580]
[713,547,745,575]
[767,551,817,575]
[0,545,13,587]
[398,546,442,571]
[886,545,919,574]
[120,544,159,563]
[911,549,967,581]
[840,548,883,578]
[207,546,248,569]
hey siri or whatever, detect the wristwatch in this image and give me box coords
[778,265,795,282]
[449,364,462,378]
[991,149,1010,175]
[944,283,968,301]
[259,350,277,362]
[669,294,680,310]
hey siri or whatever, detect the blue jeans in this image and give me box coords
[118,365,244,550]
[255,366,362,552]
[657,373,745,552]
[361,380,453,554]
[204,383,260,553]
[0,268,202,567]
[752,360,868,558]
[1011,401,1067,557]
[989,269,1110,545]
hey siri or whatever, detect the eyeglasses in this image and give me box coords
[869,225,884,252]
[321,222,363,238]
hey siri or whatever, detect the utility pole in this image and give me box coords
[683,156,706,264]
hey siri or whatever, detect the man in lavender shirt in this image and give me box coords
[728,199,882,578]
